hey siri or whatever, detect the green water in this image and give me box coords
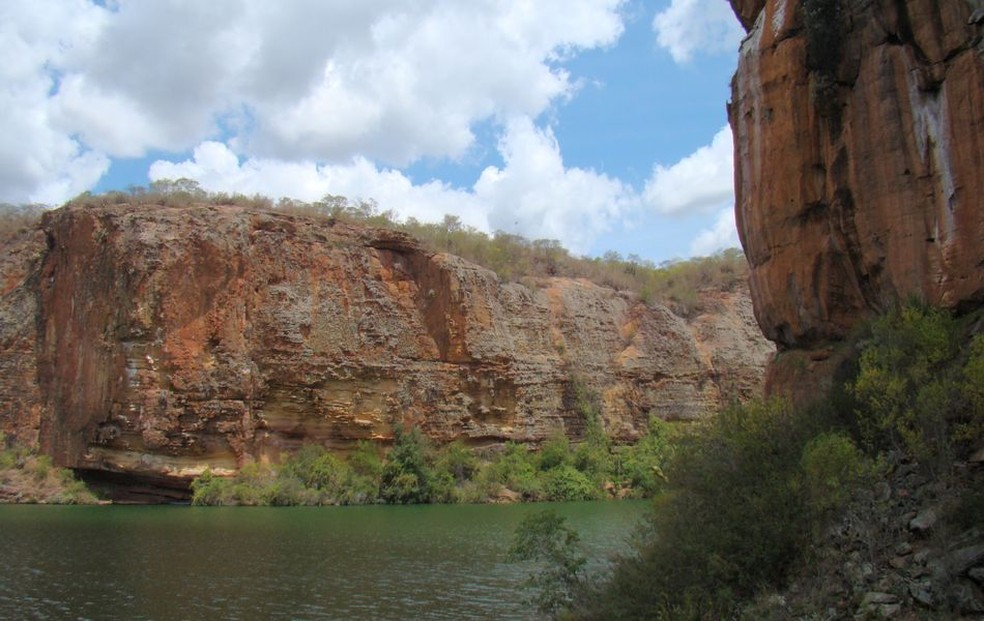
[0,501,645,620]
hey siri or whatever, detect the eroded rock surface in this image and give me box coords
[729,0,984,358]
[0,204,772,486]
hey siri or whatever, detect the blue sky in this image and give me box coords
[2,0,745,263]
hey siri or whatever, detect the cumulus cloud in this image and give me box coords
[151,118,631,254]
[689,207,740,256]
[652,0,743,63]
[643,125,733,215]
[1,0,628,204]
[0,0,110,203]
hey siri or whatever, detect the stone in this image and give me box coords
[0,203,774,490]
[728,0,984,400]
[858,592,901,619]
[908,579,935,608]
[909,507,939,534]
[945,544,984,576]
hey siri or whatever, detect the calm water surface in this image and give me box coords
[0,501,646,620]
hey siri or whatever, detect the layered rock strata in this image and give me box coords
[0,204,772,487]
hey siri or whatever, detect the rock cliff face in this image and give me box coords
[0,204,772,489]
[729,0,984,362]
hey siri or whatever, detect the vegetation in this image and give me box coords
[510,510,587,619]
[565,302,984,620]
[0,203,45,238]
[191,386,679,507]
[0,434,98,504]
[51,182,748,318]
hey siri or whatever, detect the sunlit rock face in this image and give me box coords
[728,0,984,396]
[0,204,772,486]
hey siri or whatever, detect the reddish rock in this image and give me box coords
[0,204,772,485]
[729,0,984,361]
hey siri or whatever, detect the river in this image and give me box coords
[0,501,646,620]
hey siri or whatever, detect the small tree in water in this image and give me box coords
[509,510,586,619]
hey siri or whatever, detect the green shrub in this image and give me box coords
[279,444,351,499]
[191,469,225,505]
[619,417,677,497]
[538,431,573,472]
[510,510,587,619]
[479,442,543,500]
[379,425,433,504]
[576,399,836,619]
[798,431,865,519]
[957,333,984,443]
[849,305,961,464]
[433,440,478,484]
[543,465,601,502]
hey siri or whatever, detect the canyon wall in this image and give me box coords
[0,204,772,487]
[729,0,984,395]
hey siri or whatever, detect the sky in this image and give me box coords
[1,0,746,263]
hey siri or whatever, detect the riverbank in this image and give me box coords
[0,437,98,504]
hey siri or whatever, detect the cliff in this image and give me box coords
[729,0,984,395]
[0,204,772,490]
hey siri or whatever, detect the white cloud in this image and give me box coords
[1,0,628,204]
[150,118,631,254]
[475,118,632,251]
[0,0,110,204]
[652,0,743,63]
[643,125,733,215]
[689,207,740,256]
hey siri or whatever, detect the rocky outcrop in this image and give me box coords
[729,0,984,362]
[0,204,772,488]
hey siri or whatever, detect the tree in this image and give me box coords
[509,510,586,619]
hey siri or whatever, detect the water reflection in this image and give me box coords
[0,501,645,620]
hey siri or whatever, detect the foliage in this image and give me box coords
[957,334,984,443]
[618,417,677,497]
[575,398,859,620]
[510,510,587,619]
[575,302,984,619]
[848,304,971,467]
[0,434,98,504]
[379,424,434,504]
[543,465,601,502]
[0,203,45,239]
[798,431,865,520]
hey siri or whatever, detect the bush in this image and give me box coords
[799,431,865,520]
[619,417,677,497]
[543,465,601,502]
[538,431,573,472]
[849,305,962,465]
[576,399,848,619]
[478,442,544,500]
[379,425,433,504]
[510,510,587,619]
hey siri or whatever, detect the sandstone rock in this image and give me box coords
[909,579,935,608]
[729,0,984,395]
[0,204,773,488]
[945,544,984,576]
[857,591,900,619]
[908,507,939,534]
